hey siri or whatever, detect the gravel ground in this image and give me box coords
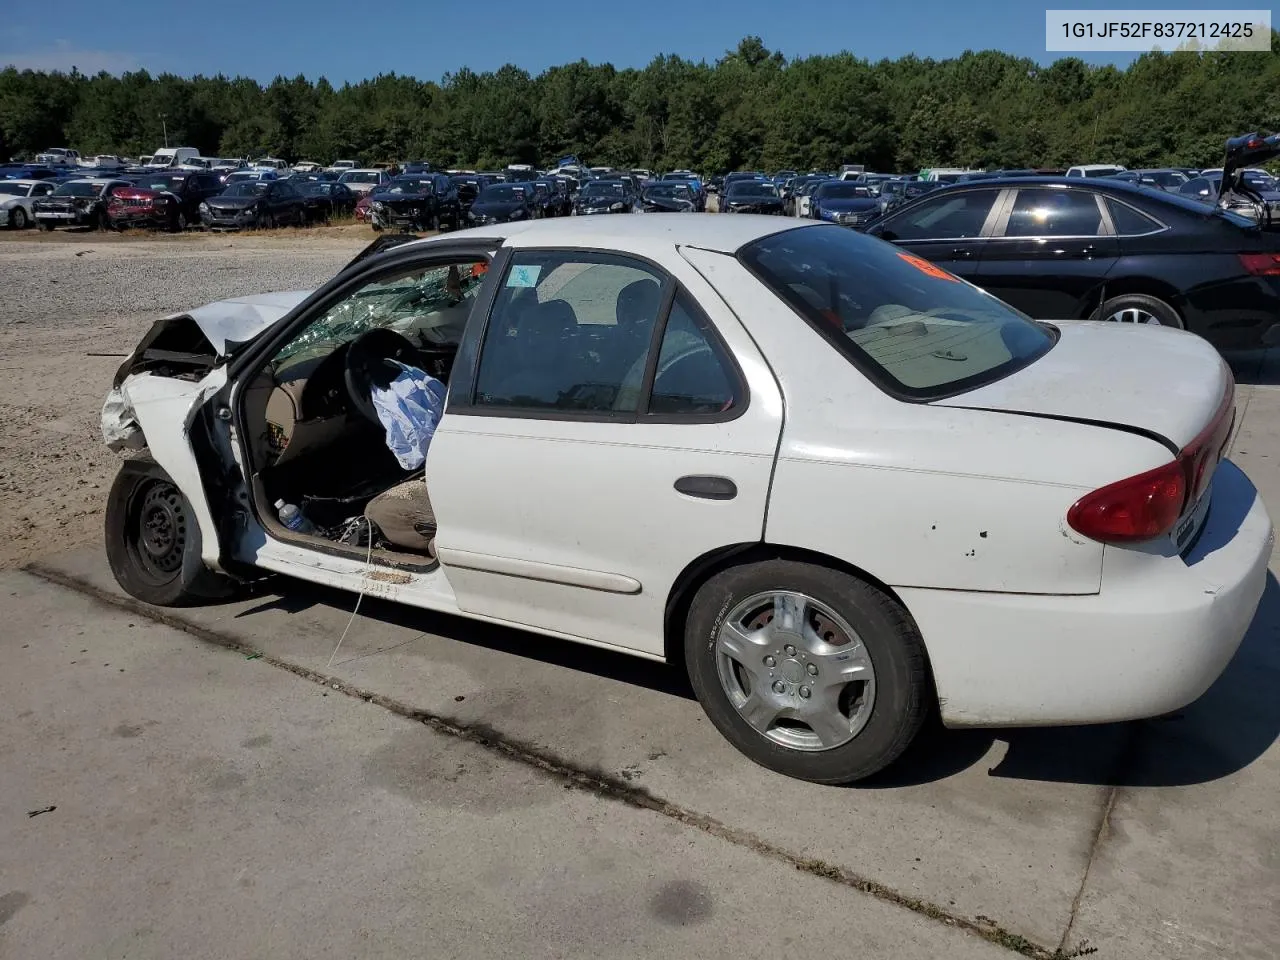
[0,229,370,569]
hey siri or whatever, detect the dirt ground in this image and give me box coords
[0,227,372,570]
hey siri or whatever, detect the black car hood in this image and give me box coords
[643,195,695,212]
[1220,132,1280,201]
[579,195,626,207]
[471,201,524,217]
[372,191,430,204]
[207,195,259,211]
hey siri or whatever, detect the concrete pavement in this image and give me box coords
[2,366,1278,959]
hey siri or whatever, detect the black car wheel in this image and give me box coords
[684,559,930,784]
[170,211,188,233]
[1095,293,1184,329]
[10,207,27,229]
[260,210,275,230]
[104,457,237,607]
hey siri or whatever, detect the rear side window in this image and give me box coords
[739,225,1054,400]
[1004,188,1104,237]
[1106,199,1162,235]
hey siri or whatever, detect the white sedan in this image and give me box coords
[0,179,56,229]
[99,216,1272,783]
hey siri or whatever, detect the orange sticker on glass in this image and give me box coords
[897,251,958,282]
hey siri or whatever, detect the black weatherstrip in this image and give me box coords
[948,405,1180,456]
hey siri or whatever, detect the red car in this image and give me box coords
[354,192,373,223]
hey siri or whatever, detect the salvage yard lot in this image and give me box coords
[1,230,1278,959]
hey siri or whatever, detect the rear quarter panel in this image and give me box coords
[682,246,1172,595]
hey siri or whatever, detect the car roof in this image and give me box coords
[408,212,808,254]
[940,175,1150,194]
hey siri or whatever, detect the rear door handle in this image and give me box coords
[950,247,974,259]
[675,476,738,500]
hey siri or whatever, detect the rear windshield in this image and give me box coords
[739,225,1054,399]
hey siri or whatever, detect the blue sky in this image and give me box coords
[0,0,1256,81]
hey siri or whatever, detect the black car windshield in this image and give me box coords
[53,182,104,197]
[646,184,691,199]
[136,176,186,192]
[478,184,522,202]
[1144,171,1187,187]
[300,182,333,195]
[815,183,871,199]
[740,225,1054,399]
[728,182,779,197]
[385,178,432,194]
[223,183,268,197]
[584,181,626,197]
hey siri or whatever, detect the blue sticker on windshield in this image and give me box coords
[507,265,541,288]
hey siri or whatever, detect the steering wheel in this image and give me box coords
[343,328,420,423]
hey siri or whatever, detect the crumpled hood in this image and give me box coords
[206,194,260,211]
[187,290,312,355]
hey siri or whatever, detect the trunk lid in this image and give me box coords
[935,320,1232,451]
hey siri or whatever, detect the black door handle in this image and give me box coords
[950,247,974,259]
[675,476,738,500]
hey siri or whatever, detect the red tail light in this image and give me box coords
[1068,460,1187,543]
[1069,378,1235,544]
[1239,253,1280,276]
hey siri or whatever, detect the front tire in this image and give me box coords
[104,457,236,606]
[1095,293,1183,329]
[684,559,930,784]
[10,207,27,229]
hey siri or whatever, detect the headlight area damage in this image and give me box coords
[101,291,310,452]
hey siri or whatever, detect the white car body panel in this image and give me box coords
[104,216,1272,731]
[427,243,784,656]
[938,320,1230,448]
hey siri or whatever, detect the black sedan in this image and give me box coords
[574,179,640,215]
[720,180,786,215]
[641,182,698,212]
[808,181,879,226]
[863,174,1280,349]
[467,183,535,225]
[200,180,307,230]
[296,180,358,222]
[368,174,460,231]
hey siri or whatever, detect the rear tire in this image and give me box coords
[1095,293,1183,329]
[104,457,237,607]
[684,559,930,784]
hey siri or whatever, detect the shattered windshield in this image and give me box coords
[273,261,489,365]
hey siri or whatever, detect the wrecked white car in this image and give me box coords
[102,219,1272,784]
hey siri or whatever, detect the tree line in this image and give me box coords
[2,36,1278,174]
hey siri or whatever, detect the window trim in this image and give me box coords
[1102,195,1170,238]
[447,246,749,425]
[736,224,1058,404]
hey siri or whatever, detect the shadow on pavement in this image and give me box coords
[227,563,1278,790]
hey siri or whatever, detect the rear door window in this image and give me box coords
[1003,188,1106,237]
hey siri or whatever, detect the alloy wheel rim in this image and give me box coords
[1105,306,1161,325]
[715,590,876,752]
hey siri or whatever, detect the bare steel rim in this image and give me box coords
[1105,306,1162,325]
[714,590,876,752]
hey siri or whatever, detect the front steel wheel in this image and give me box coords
[105,457,236,606]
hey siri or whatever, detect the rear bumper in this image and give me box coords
[901,460,1273,727]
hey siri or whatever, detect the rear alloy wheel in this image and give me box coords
[685,560,930,784]
[104,457,237,606]
[1096,293,1183,329]
[10,207,27,229]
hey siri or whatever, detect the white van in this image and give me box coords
[148,147,202,168]
[1065,164,1127,178]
